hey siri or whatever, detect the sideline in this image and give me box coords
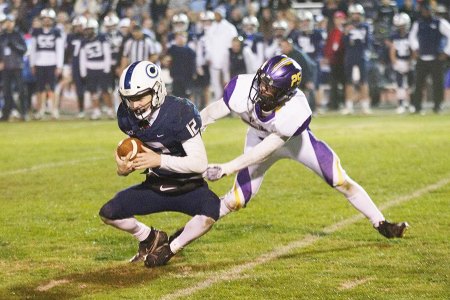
[0,157,106,176]
[161,176,450,300]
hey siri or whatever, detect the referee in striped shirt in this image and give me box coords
[119,25,161,74]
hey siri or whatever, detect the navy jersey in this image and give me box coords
[79,33,111,76]
[297,29,325,60]
[65,32,84,65]
[106,30,123,67]
[117,96,202,181]
[343,22,371,62]
[416,18,443,57]
[30,27,64,67]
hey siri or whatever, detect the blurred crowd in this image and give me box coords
[0,0,449,121]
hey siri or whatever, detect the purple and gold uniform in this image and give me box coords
[217,74,347,209]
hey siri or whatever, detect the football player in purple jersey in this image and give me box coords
[99,61,220,267]
[201,55,408,239]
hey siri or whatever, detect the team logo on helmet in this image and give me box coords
[146,64,159,78]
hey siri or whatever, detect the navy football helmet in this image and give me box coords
[249,55,302,111]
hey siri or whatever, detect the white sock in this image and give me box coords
[335,178,384,226]
[102,217,151,241]
[219,199,232,219]
[169,215,215,254]
[345,100,353,110]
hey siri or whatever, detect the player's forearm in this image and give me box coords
[160,134,208,174]
[200,99,230,129]
[222,133,286,174]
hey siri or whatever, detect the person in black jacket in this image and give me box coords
[0,15,27,121]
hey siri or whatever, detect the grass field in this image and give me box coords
[0,114,449,299]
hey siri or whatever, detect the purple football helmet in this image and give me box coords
[249,55,302,111]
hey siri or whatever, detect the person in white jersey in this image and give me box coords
[201,55,408,239]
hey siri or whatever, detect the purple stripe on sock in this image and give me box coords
[236,168,252,203]
[308,130,334,186]
[223,76,238,109]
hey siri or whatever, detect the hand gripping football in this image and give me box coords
[117,137,145,161]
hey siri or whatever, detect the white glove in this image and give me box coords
[205,164,227,181]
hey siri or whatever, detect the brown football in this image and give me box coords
[117,137,145,161]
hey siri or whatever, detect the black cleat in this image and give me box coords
[144,243,174,268]
[376,220,409,238]
[129,228,168,263]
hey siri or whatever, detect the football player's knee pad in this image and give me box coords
[222,191,245,212]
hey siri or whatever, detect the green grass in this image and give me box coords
[0,114,449,299]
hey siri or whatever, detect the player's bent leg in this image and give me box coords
[145,215,216,268]
[219,156,277,218]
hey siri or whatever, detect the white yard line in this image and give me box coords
[161,176,450,300]
[0,157,106,176]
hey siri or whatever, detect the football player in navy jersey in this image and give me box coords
[30,8,64,119]
[342,4,372,115]
[201,55,408,239]
[65,15,86,118]
[99,61,220,267]
[387,13,414,114]
[79,18,114,120]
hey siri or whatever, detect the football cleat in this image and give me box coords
[144,243,174,268]
[129,228,168,263]
[376,220,409,238]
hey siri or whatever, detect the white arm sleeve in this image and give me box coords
[200,99,231,129]
[408,22,419,52]
[439,18,450,56]
[160,133,208,174]
[221,133,286,175]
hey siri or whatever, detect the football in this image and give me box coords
[117,137,145,161]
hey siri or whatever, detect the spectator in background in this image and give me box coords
[192,10,214,110]
[264,19,289,59]
[228,36,254,78]
[22,17,38,120]
[79,18,113,120]
[204,6,238,100]
[342,4,372,115]
[241,16,264,73]
[119,24,160,75]
[388,12,414,114]
[324,11,346,111]
[30,9,64,120]
[409,2,450,114]
[0,14,27,121]
[279,37,318,113]
[65,15,87,118]
[167,31,196,98]
[103,14,122,111]
[150,0,169,25]
[322,0,348,32]
[399,0,418,24]
[258,6,275,42]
